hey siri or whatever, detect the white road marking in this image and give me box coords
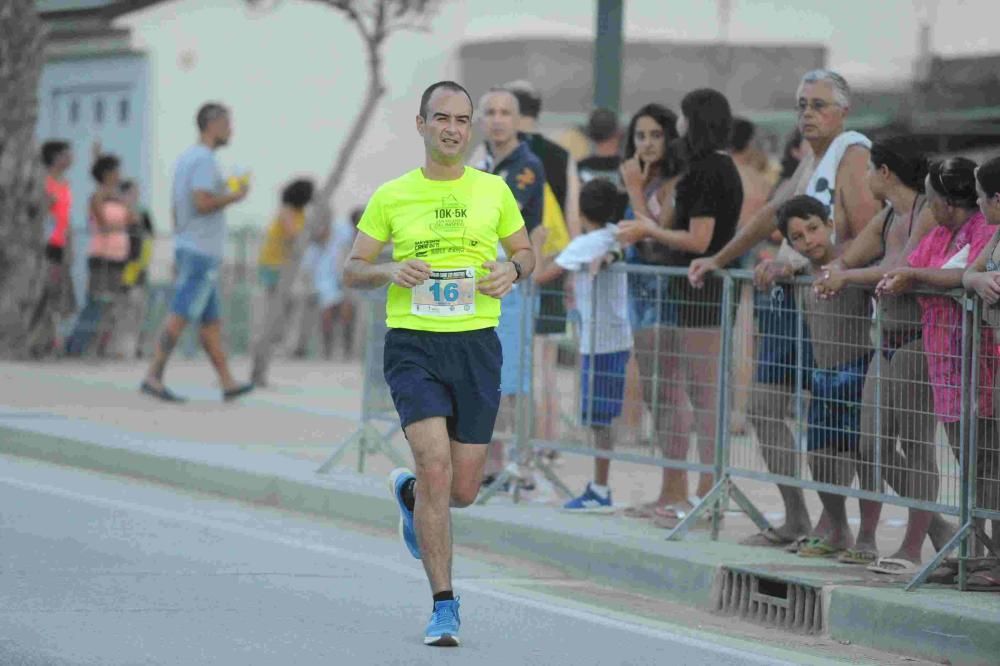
[0,474,815,665]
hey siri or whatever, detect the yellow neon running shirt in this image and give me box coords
[358,167,525,332]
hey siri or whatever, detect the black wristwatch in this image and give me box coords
[510,259,523,282]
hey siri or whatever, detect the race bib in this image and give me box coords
[411,268,476,317]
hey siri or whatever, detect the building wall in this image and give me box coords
[459,39,826,116]
[115,0,466,236]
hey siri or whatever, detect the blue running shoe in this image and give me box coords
[561,483,614,513]
[424,597,460,647]
[389,468,420,559]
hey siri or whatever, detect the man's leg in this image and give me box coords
[807,451,855,552]
[199,320,242,393]
[748,382,813,538]
[406,417,455,594]
[143,313,188,390]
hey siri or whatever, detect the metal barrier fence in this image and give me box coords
[500,263,999,591]
[316,285,406,474]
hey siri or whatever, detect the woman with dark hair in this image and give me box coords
[878,158,999,574]
[617,89,743,525]
[258,178,315,293]
[65,153,136,355]
[812,137,954,570]
[610,103,688,521]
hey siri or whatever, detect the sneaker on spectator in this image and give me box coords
[424,597,461,647]
[562,483,614,513]
[388,468,421,559]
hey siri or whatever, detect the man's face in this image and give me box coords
[209,113,232,147]
[796,81,846,143]
[480,91,519,148]
[417,88,473,165]
[787,214,833,264]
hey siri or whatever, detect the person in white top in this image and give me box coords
[535,178,632,512]
[688,70,881,549]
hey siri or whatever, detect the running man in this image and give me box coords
[342,81,534,647]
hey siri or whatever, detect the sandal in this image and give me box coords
[140,381,186,403]
[867,557,921,576]
[967,565,1000,591]
[837,548,879,565]
[798,539,845,558]
[785,536,817,554]
[653,502,696,521]
[622,501,664,519]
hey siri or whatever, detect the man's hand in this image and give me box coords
[587,252,616,276]
[230,180,250,203]
[389,259,431,288]
[688,256,719,288]
[616,215,656,246]
[875,268,913,297]
[620,157,649,193]
[968,272,1000,305]
[814,266,847,299]
[478,261,517,299]
[753,259,794,291]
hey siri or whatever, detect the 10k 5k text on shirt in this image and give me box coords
[358,167,525,332]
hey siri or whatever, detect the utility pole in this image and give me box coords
[593,0,624,113]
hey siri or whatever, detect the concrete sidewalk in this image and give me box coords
[1,359,998,665]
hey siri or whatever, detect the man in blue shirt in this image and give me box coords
[474,87,545,485]
[140,103,254,402]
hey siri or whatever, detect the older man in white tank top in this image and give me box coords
[688,70,880,546]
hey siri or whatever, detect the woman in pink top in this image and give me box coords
[66,154,136,356]
[878,158,999,474]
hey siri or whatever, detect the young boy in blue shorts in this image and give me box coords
[536,178,632,512]
[776,195,872,557]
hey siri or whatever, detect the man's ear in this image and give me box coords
[415,115,426,136]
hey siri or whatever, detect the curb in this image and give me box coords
[2,422,998,665]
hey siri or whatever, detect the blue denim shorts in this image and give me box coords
[807,352,873,452]
[496,286,534,396]
[171,248,221,324]
[580,350,631,426]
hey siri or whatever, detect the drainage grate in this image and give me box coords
[715,568,823,634]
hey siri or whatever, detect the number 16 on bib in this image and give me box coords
[411,268,476,316]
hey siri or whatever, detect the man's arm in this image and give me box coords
[478,226,534,299]
[688,156,810,286]
[835,145,881,242]
[342,230,430,289]
[193,187,245,215]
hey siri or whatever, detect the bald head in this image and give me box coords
[480,88,520,150]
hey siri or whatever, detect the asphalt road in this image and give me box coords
[0,455,878,666]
